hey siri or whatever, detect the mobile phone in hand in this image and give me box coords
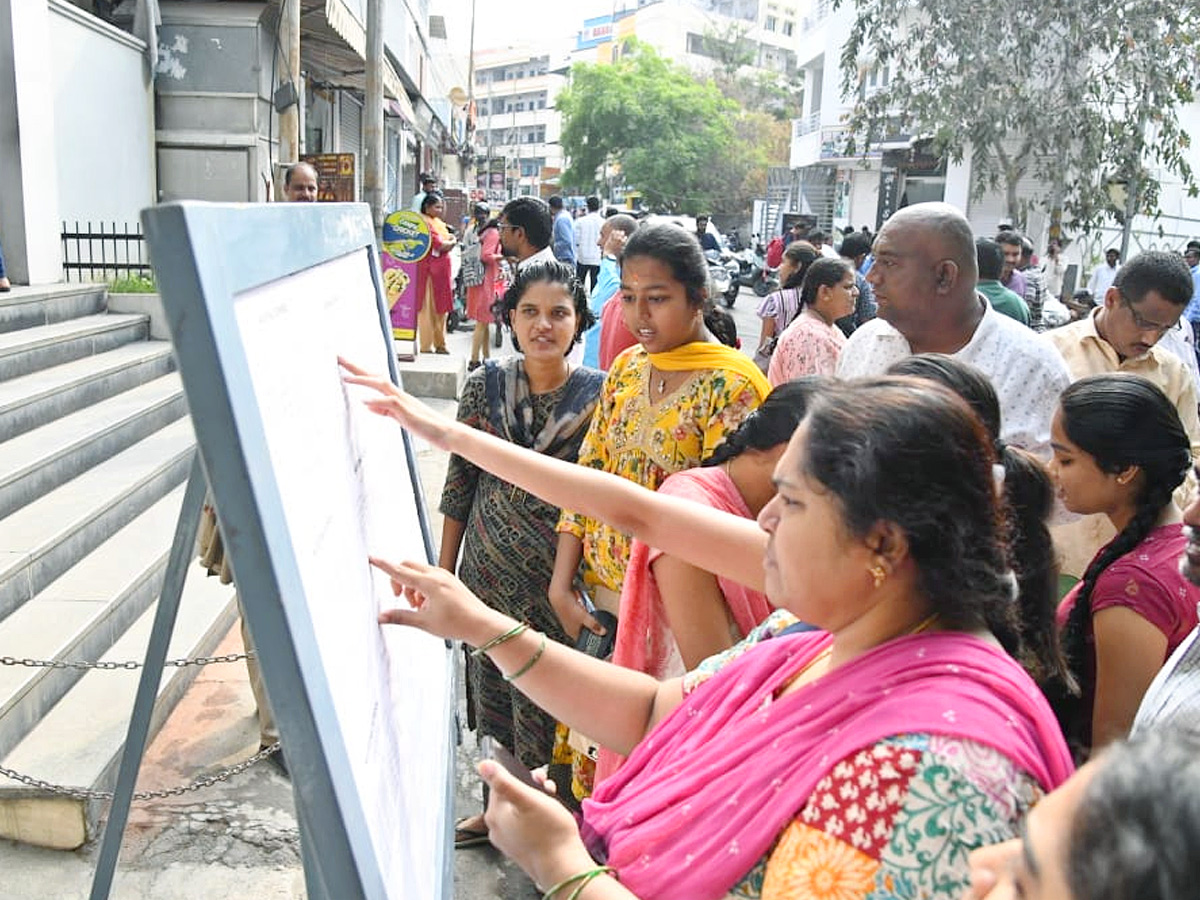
[480,735,541,791]
[575,610,617,659]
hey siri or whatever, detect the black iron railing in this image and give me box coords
[60,220,152,283]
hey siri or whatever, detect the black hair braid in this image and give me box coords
[703,306,740,348]
[997,444,1070,687]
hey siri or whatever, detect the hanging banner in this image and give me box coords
[301,153,357,202]
[381,210,431,358]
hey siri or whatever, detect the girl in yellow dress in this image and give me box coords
[547,222,771,799]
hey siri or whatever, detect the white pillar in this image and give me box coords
[0,0,63,284]
[943,145,973,214]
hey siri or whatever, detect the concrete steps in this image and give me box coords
[0,286,236,850]
[0,313,150,382]
[0,284,106,335]
[0,487,189,761]
[0,567,237,850]
[0,342,176,442]
[0,372,185,519]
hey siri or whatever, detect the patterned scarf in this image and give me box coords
[483,357,604,455]
[580,629,1074,900]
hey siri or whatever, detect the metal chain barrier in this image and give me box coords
[0,652,269,798]
[0,742,281,801]
[0,652,252,671]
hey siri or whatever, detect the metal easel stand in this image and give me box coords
[88,454,206,900]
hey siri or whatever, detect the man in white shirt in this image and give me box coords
[836,202,1071,459]
[574,196,604,292]
[1088,248,1121,299]
[409,173,437,212]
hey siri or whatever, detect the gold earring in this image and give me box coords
[869,565,887,589]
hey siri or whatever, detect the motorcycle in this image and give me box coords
[719,253,741,307]
[735,247,779,298]
[705,250,739,308]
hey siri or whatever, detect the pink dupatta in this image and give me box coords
[580,629,1074,900]
[595,466,775,785]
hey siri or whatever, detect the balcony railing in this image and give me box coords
[792,112,821,138]
[801,0,831,33]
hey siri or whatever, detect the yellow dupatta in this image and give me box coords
[647,341,771,400]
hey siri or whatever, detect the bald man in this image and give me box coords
[836,202,1070,458]
[283,161,318,202]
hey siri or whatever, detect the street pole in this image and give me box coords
[512,102,520,198]
[279,0,300,165]
[467,0,477,192]
[364,0,385,240]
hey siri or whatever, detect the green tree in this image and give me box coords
[557,41,741,213]
[838,0,1196,237]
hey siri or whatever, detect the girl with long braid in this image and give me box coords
[888,354,1068,691]
[1050,373,1200,759]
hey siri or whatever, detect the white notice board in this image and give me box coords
[142,201,453,900]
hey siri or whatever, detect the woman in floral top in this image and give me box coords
[351,373,1074,900]
[768,257,858,386]
[547,223,770,798]
[551,223,770,638]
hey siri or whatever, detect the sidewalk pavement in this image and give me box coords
[0,319,537,899]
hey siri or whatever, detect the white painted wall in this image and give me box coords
[0,0,62,283]
[51,0,156,228]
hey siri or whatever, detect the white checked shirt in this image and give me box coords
[836,298,1071,460]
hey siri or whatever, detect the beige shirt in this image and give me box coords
[1045,310,1200,577]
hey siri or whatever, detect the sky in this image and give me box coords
[440,0,620,53]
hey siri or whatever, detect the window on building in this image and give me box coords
[782,20,794,35]
[765,15,777,30]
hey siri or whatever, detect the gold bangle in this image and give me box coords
[471,622,527,658]
[504,633,546,683]
[541,865,616,900]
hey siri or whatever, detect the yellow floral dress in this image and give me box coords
[554,343,764,799]
[557,345,763,592]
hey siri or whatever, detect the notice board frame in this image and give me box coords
[135,200,452,900]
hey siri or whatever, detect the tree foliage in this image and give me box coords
[557,41,746,214]
[838,0,1197,234]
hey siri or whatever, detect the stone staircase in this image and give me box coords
[0,284,237,850]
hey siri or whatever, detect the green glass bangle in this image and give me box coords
[470,622,527,658]
[503,633,547,683]
[541,865,616,900]
[566,866,615,900]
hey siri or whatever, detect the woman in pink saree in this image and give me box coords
[345,367,1074,900]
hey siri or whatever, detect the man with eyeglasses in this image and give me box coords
[1046,250,1200,578]
[497,196,556,272]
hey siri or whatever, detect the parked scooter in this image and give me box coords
[735,246,779,298]
[705,249,737,307]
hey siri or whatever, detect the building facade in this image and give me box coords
[470,48,567,201]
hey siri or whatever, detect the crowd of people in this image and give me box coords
[334,188,1200,900]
